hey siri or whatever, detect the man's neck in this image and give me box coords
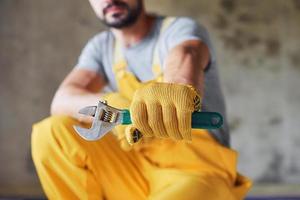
[111,13,155,48]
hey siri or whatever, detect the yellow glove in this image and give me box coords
[126,82,201,143]
[102,92,132,151]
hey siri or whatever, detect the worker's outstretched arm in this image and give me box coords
[51,68,106,122]
[127,40,210,142]
[163,40,209,96]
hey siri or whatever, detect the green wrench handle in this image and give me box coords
[121,110,223,129]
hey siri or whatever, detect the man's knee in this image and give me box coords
[31,115,79,163]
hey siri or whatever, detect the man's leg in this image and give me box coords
[146,169,239,200]
[139,130,252,200]
[31,115,148,200]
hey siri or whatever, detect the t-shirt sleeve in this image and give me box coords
[75,33,105,74]
[161,17,216,65]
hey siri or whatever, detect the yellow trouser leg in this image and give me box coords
[139,130,252,200]
[31,116,251,200]
[147,169,237,200]
[31,115,148,200]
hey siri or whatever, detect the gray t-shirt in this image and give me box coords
[76,16,230,147]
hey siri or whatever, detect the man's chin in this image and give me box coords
[104,21,126,29]
[101,8,141,29]
[103,17,131,29]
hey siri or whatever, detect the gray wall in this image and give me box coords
[0,0,300,197]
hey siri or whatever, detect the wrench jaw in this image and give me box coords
[73,125,102,141]
[74,101,123,141]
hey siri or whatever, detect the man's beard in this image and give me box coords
[102,0,143,29]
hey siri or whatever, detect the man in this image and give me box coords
[31,0,252,199]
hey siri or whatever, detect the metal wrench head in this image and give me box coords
[74,101,123,141]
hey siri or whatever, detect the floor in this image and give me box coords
[1,184,300,200]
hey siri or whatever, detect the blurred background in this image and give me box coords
[1,0,300,198]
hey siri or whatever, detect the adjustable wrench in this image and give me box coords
[74,101,223,143]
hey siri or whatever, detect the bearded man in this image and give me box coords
[31,0,252,199]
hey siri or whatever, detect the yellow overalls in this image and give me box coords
[31,18,252,200]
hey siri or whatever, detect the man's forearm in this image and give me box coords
[50,68,107,122]
[51,85,103,122]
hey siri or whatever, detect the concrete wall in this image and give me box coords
[0,0,300,196]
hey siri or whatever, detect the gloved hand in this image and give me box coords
[126,82,201,144]
[102,92,133,151]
